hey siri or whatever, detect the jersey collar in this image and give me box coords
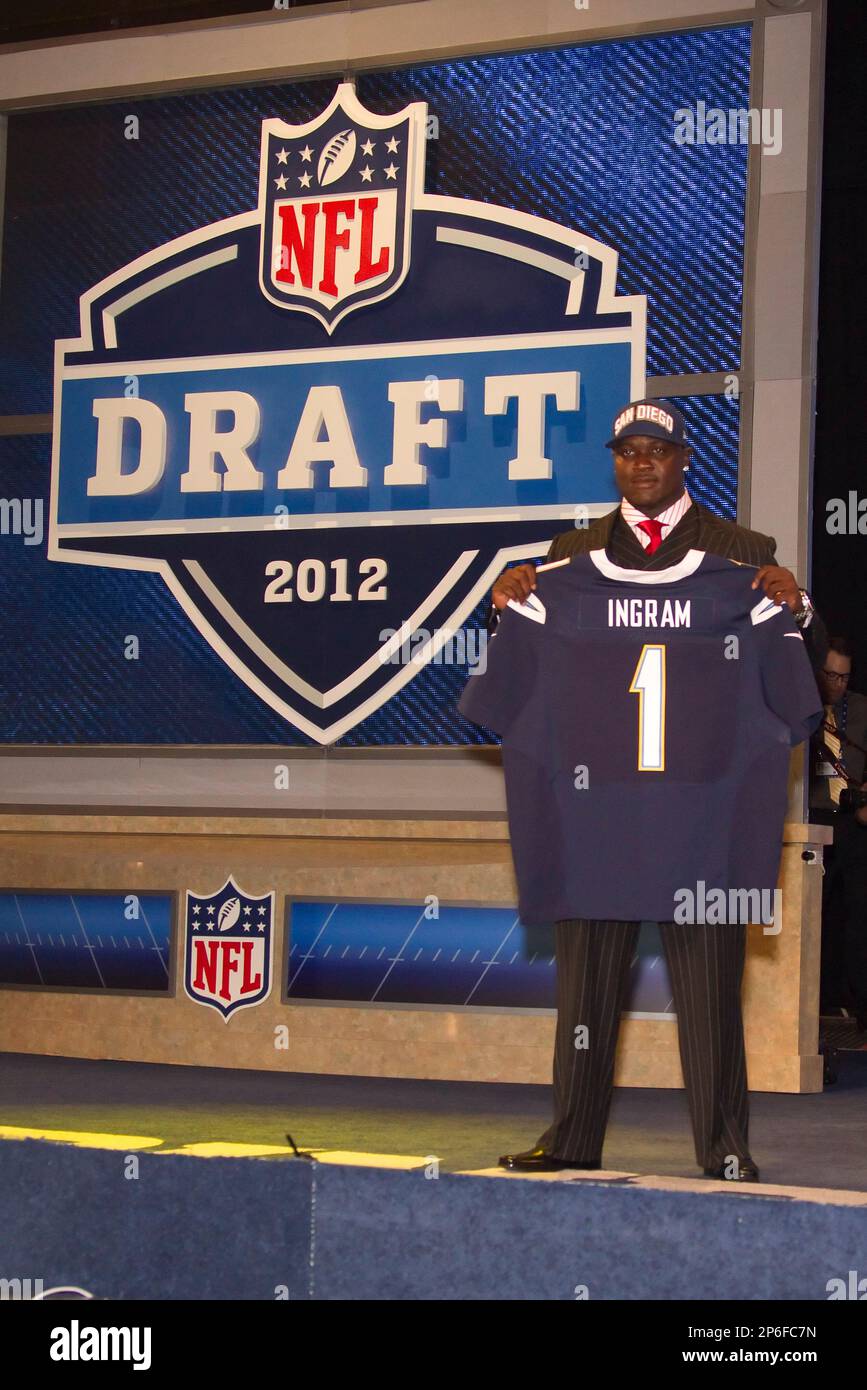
[588,548,707,583]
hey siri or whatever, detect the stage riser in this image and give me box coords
[0,818,830,1093]
[2,1141,865,1301]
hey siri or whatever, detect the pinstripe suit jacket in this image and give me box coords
[544,500,827,666]
[546,498,774,568]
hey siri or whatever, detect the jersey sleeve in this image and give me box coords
[752,597,824,745]
[457,599,541,736]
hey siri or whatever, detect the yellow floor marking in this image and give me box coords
[305,1150,434,1169]
[156,1139,433,1162]
[0,1130,434,1168]
[159,1144,433,1167]
[157,1141,295,1157]
[0,1125,163,1150]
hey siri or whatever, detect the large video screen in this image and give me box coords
[0,27,749,745]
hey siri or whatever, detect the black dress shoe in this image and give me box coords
[702,1159,760,1182]
[499,1146,601,1172]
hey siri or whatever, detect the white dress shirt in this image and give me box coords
[620,489,693,548]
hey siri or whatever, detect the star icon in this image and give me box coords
[275,148,289,165]
[207,905,215,915]
[244,923,251,932]
[360,165,374,183]
[192,904,201,915]
[361,139,375,157]
[299,144,313,163]
[274,174,288,191]
[258,923,266,933]
[299,170,312,189]
[243,906,251,916]
[385,136,399,154]
[207,921,215,931]
[384,163,398,180]
[258,905,266,916]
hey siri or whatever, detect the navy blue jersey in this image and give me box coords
[459,549,823,924]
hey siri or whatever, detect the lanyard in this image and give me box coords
[819,694,862,783]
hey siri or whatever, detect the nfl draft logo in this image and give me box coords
[184,876,274,1020]
[258,87,419,330]
[50,83,645,743]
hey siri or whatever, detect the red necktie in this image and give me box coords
[637,518,665,555]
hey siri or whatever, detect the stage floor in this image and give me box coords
[1,1048,866,1191]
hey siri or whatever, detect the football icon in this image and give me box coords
[318,128,356,187]
[218,897,241,932]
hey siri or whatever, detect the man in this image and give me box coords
[809,637,867,1028]
[488,398,823,1182]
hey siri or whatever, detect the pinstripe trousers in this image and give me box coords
[536,918,751,1170]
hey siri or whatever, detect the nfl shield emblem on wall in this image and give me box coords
[184,876,274,1020]
[50,80,644,745]
[258,84,423,331]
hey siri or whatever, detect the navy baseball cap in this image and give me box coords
[606,399,689,450]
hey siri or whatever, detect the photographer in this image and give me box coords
[810,637,867,1029]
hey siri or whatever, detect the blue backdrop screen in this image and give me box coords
[0,27,750,745]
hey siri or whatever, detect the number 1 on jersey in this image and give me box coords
[629,644,666,771]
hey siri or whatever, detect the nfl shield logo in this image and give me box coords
[51,78,645,747]
[184,876,274,1021]
[258,84,424,331]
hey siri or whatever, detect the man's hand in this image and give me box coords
[492,562,538,610]
[751,564,802,614]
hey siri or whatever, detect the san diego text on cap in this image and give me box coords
[606,399,689,449]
